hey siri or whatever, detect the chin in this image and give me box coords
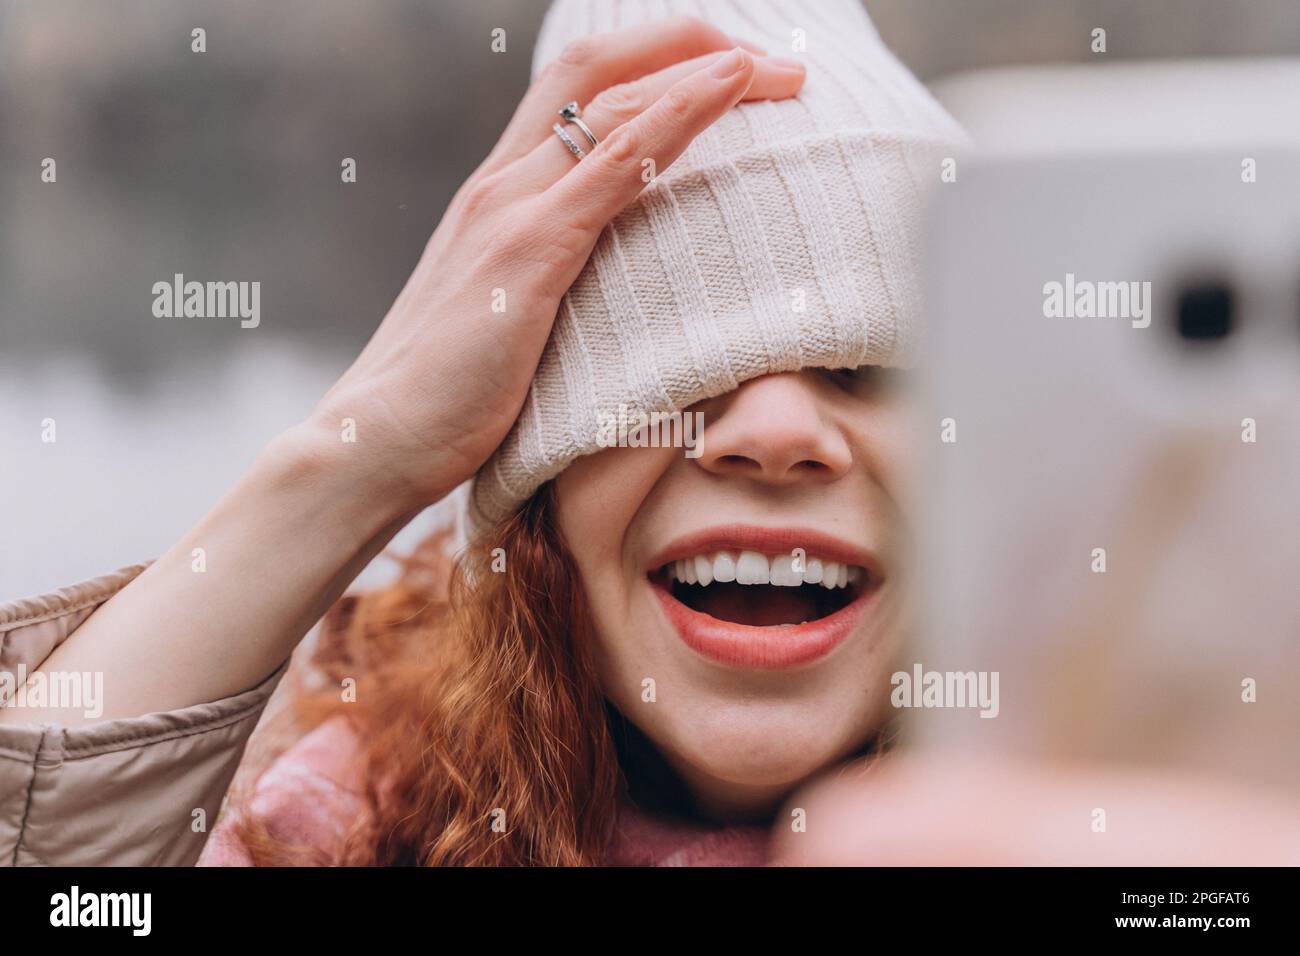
[590,579,901,801]
[655,694,879,793]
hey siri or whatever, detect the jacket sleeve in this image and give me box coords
[0,564,288,866]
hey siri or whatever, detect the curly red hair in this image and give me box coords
[233,485,625,865]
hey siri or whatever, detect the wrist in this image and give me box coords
[261,419,427,534]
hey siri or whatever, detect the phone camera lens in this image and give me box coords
[1174,282,1234,341]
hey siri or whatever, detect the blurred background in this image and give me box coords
[3,0,1299,595]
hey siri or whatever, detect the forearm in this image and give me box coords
[0,420,421,727]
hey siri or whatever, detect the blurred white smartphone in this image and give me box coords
[906,148,1300,794]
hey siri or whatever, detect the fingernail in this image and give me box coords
[711,47,749,79]
[731,35,768,55]
[766,56,805,72]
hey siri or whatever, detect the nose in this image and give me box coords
[694,372,852,485]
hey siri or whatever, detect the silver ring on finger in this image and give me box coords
[552,121,587,161]
[558,101,600,149]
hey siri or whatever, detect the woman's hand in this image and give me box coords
[770,753,1300,865]
[308,16,807,511]
[1,19,805,727]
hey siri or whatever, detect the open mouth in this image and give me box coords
[653,551,868,627]
[645,527,883,669]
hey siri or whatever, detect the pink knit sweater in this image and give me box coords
[199,718,771,867]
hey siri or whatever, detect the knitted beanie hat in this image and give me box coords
[467,0,967,534]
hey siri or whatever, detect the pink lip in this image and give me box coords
[652,580,875,669]
[646,525,883,670]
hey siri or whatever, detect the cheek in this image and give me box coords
[551,447,676,546]
[553,446,670,558]
[865,393,919,519]
[553,443,678,639]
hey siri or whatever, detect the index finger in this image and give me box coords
[540,47,757,237]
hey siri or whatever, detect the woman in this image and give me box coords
[7,0,942,865]
[4,1,1288,868]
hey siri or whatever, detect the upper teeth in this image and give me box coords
[666,551,863,589]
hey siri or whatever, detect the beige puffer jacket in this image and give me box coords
[0,564,286,866]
